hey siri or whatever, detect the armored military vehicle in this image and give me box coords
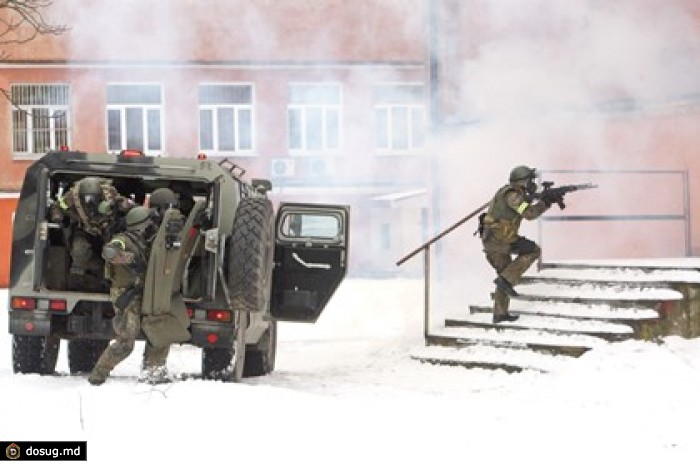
[8,150,349,381]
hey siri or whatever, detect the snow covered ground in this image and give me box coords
[2,279,700,466]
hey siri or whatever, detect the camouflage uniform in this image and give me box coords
[88,215,169,385]
[50,177,133,277]
[481,176,550,321]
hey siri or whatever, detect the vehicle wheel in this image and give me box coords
[243,320,277,377]
[68,339,109,374]
[201,346,233,380]
[228,198,274,314]
[201,312,247,381]
[12,335,60,375]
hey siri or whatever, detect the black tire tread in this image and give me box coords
[67,339,109,374]
[228,198,274,313]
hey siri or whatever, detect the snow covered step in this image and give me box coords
[411,344,571,373]
[515,281,682,303]
[525,266,700,284]
[445,312,634,341]
[543,258,700,272]
[427,326,608,357]
[468,301,660,321]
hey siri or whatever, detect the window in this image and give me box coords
[199,84,254,154]
[288,83,341,153]
[11,84,70,157]
[106,84,162,154]
[374,84,426,153]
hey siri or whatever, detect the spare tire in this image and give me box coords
[227,198,274,313]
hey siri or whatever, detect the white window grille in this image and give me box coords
[373,84,426,153]
[288,83,341,153]
[106,84,162,154]
[11,84,70,157]
[199,84,254,154]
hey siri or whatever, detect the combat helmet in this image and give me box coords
[125,206,152,232]
[509,165,536,183]
[149,188,177,211]
[77,177,104,215]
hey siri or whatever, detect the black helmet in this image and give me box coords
[509,165,536,183]
[149,188,177,211]
[77,177,104,215]
[125,206,152,232]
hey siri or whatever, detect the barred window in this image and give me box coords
[199,84,254,154]
[106,84,162,154]
[11,84,70,156]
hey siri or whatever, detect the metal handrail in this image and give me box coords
[396,200,489,339]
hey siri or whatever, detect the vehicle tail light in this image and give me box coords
[186,307,194,319]
[207,310,232,323]
[49,300,67,312]
[120,149,144,158]
[11,297,36,310]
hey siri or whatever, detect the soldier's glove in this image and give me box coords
[98,200,114,215]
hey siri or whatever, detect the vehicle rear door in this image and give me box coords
[270,203,349,322]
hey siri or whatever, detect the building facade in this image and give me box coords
[0,0,434,277]
[2,0,700,284]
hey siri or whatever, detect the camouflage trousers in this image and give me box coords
[483,236,541,316]
[70,231,95,275]
[90,293,170,382]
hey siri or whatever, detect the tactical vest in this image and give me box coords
[482,184,526,244]
[104,231,149,289]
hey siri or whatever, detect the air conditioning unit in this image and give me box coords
[309,157,335,176]
[270,158,295,178]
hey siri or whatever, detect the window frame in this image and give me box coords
[373,83,427,155]
[10,83,71,160]
[105,83,164,155]
[198,82,256,156]
[287,82,342,155]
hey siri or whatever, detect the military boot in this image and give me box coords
[139,366,172,385]
[87,367,109,386]
[493,312,520,324]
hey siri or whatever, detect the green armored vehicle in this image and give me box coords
[8,150,349,381]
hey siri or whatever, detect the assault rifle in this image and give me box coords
[537,181,598,209]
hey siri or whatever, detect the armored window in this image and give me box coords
[199,84,254,154]
[11,84,71,158]
[106,84,163,154]
[373,84,426,154]
[287,83,341,153]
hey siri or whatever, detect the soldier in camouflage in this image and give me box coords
[50,176,133,277]
[479,166,551,323]
[88,206,170,385]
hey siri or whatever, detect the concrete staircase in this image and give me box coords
[411,259,700,373]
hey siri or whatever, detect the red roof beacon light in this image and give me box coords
[59,145,70,151]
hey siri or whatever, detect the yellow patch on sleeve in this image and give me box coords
[110,239,126,250]
[516,202,529,214]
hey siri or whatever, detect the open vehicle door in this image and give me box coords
[270,203,349,322]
